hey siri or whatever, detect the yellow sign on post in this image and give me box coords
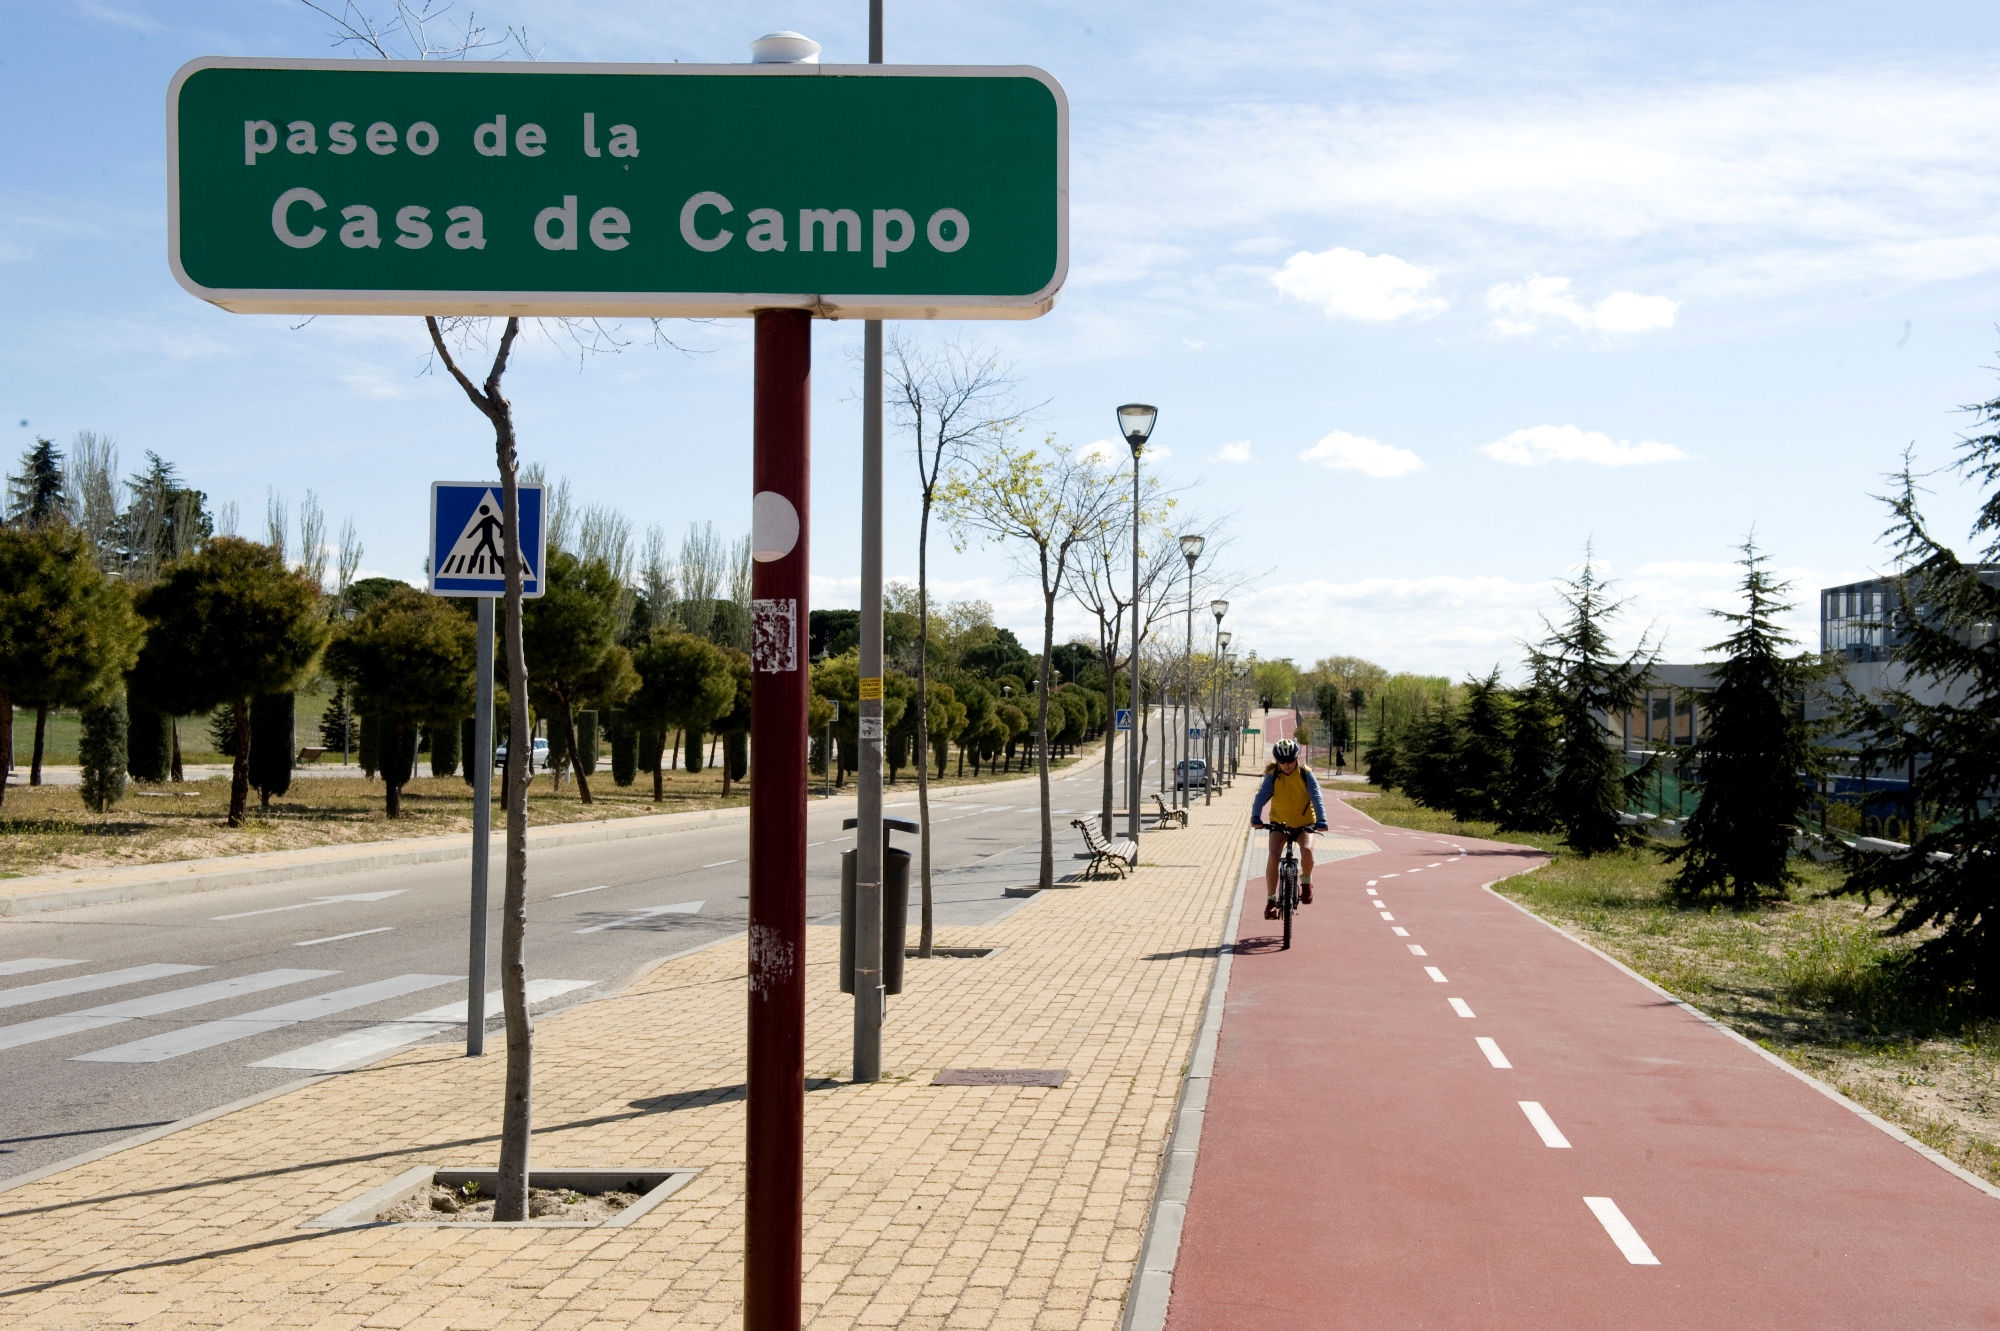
[857,676,883,701]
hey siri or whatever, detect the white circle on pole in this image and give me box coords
[750,31,821,63]
[752,490,800,562]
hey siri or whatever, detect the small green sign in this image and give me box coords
[168,59,1067,320]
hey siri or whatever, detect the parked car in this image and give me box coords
[494,737,551,771]
[1175,758,1209,791]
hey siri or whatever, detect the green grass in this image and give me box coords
[1357,789,2000,1186]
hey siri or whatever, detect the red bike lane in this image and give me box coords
[1164,794,2000,1330]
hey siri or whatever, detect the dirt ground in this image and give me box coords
[378,1183,641,1225]
[1357,789,2000,1187]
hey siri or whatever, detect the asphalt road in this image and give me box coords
[0,747,1209,1183]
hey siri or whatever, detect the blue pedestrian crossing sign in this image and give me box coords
[1115,708,1133,730]
[429,481,546,598]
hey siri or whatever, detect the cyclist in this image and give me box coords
[1250,739,1329,920]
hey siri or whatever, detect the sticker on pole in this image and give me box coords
[429,481,545,597]
[1115,708,1133,731]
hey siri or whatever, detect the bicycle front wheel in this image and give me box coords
[1279,859,1297,950]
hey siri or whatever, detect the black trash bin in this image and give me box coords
[840,845,910,996]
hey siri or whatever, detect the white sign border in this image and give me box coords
[167,57,1069,322]
[428,480,548,599]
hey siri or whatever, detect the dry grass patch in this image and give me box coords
[1359,789,2000,1187]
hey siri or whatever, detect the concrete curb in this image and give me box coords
[1121,828,1254,1331]
[0,755,1105,917]
[1485,879,2000,1204]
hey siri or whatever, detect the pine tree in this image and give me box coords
[1667,540,1823,907]
[1451,668,1515,824]
[1498,677,1562,834]
[1403,701,1459,810]
[1532,549,1656,855]
[79,692,127,812]
[7,438,65,528]
[319,685,353,754]
[1836,419,2000,1006]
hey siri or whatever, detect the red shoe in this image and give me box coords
[1301,883,1314,905]
[1264,900,1280,920]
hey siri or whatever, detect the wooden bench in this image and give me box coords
[294,747,324,767]
[1070,818,1138,879]
[1149,792,1188,828]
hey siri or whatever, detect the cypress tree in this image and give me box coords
[249,692,294,808]
[429,718,460,777]
[1532,549,1656,855]
[1667,540,1823,907]
[79,691,127,812]
[608,710,637,787]
[1451,668,1515,824]
[461,715,478,788]
[323,584,475,817]
[126,695,172,782]
[359,710,380,779]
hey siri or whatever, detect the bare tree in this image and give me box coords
[296,491,329,594]
[884,332,1033,953]
[265,488,289,565]
[335,518,362,612]
[677,520,726,640]
[942,437,1126,889]
[63,431,120,572]
[640,523,675,629]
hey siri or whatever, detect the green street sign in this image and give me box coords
[167,58,1067,320]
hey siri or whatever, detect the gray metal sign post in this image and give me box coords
[467,595,494,1055]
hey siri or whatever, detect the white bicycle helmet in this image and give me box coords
[1271,739,1299,762]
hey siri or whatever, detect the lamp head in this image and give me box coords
[1116,403,1158,455]
[1217,630,1232,648]
[1179,533,1205,564]
[749,31,821,62]
[1210,598,1229,622]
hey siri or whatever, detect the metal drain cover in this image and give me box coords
[932,1068,1068,1087]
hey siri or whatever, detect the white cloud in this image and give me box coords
[1488,276,1679,335]
[1271,248,1448,321]
[1216,440,1253,464]
[1299,430,1425,477]
[1077,438,1122,464]
[1483,424,1687,467]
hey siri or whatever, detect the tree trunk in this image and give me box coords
[31,704,47,786]
[558,698,592,804]
[384,715,404,819]
[228,697,251,827]
[171,718,183,782]
[1100,621,1117,837]
[914,503,935,958]
[1037,589,1057,890]
[0,688,11,808]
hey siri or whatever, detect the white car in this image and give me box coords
[494,737,551,771]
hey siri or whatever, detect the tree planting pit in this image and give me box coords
[306,1166,699,1229]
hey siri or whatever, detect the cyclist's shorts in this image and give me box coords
[1268,828,1314,855]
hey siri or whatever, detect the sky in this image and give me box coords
[9,0,2000,681]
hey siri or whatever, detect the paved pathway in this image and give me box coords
[1164,795,2000,1329]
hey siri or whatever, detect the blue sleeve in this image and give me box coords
[1250,769,1277,822]
[1302,769,1328,826]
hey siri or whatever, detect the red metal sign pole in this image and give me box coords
[745,307,811,1331]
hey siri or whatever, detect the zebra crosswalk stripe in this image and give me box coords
[0,968,335,1053]
[71,973,460,1064]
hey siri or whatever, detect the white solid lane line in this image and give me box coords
[574,900,704,934]
[1407,945,1427,955]
[296,927,394,947]
[1520,1101,1571,1148]
[0,958,85,977]
[550,884,613,899]
[72,973,461,1063]
[1392,927,1409,937]
[1424,966,1448,983]
[1476,1036,1512,1068]
[0,963,207,1011]
[253,978,597,1070]
[212,890,406,921]
[0,969,336,1051]
[1448,997,1475,1018]
[1584,1197,1659,1264]
[701,859,739,868]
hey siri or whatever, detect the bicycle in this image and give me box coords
[1260,820,1309,950]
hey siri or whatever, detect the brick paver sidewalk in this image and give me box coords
[0,786,1257,1331]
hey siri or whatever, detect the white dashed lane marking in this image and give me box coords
[1519,1101,1571,1147]
[550,884,613,899]
[1424,966,1448,983]
[1585,1197,1660,1264]
[1476,1036,1512,1068]
[1448,997,1475,1018]
[1392,927,1409,936]
[1407,944,1427,955]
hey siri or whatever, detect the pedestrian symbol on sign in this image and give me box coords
[1115,708,1133,731]
[429,481,546,598]
[439,492,507,579]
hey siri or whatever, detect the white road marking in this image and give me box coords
[1424,966,1448,982]
[1407,944,1427,955]
[1375,900,1389,909]
[1584,1197,1659,1264]
[213,890,406,921]
[295,927,393,947]
[1379,913,1395,921]
[981,805,1015,813]
[551,884,613,899]
[574,900,705,934]
[1476,1036,1512,1068]
[1448,997,1475,1018]
[1379,873,1398,877]
[1391,927,1409,937]
[0,959,84,977]
[1429,862,1443,867]
[1520,1101,1571,1147]
[701,859,739,868]
[1365,881,1377,887]
[73,973,460,1063]
[252,978,597,1070]
[0,969,335,1051]
[0,963,207,1010]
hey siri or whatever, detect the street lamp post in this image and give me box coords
[1117,403,1157,846]
[1208,607,1227,805]
[1178,535,1203,810]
